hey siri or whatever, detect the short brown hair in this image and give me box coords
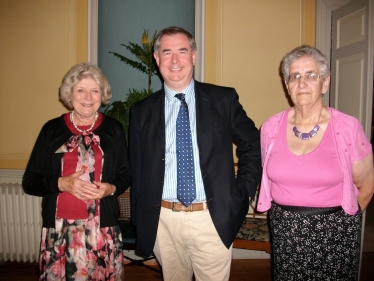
[154,26,197,55]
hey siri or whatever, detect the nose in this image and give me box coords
[297,77,307,87]
[85,91,93,100]
[171,53,178,64]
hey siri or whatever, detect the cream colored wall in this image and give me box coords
[0,0,87,169]
[205,0,315,130]
[0,0,314,168]
[76,0,88,63]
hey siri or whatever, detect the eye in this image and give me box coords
[306,73,317,79]
[288,74,300,82]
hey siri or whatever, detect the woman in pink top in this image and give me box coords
[258,45,374,280]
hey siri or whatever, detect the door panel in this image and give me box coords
[337,7,365,48]
[330,0,373,139]
[335,53,365,119]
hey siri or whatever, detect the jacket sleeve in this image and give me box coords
[231,90,262,199]
[128,105,142,225]
[108,119,131,196]
[22,124,61,197]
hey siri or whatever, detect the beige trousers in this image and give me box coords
[153,207,232,281]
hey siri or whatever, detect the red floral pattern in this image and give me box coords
[39,214,123,280]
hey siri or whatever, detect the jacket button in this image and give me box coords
[161,158,165,161]
[156,204,160,208]
[160,181,164,184]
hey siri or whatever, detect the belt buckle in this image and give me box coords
[171,202,180,212]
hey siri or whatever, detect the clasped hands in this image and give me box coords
[58,169,114,200]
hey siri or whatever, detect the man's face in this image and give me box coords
[154,33,196,92]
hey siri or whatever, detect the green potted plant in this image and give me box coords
[104,29,158,138]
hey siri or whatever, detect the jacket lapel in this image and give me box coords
[195,81,211,153]
[150,89,166,156]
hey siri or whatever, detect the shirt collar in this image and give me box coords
[165,79,195,103]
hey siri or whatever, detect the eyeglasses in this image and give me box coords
[286,73,323,83]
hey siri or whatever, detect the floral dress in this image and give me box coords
[38,113,123,281]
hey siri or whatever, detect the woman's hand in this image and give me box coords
[353,152,374,211]
[93,181,116,198]
[58,170,114,200]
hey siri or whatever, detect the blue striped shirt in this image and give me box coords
[162,79,206,202]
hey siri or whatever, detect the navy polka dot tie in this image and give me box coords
[175,93,196,207]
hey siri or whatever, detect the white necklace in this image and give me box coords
[70,111,98,134]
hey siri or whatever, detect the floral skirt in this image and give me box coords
[269,202,362,281]
[38,216,123,281]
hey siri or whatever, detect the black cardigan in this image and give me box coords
[22,114,131,228]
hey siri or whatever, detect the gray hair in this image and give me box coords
[59,63,111,110]
[154,26,197,55]
[281,45,330,80]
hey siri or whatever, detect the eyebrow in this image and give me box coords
[289,70,317,75]
[76,87,100,90]
[161,47,189,54]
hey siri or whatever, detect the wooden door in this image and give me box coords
[330,0,373,139]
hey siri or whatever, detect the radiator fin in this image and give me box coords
[0,183,42,262]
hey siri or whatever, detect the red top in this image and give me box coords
[56,112,103,219]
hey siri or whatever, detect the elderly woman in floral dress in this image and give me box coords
[23,63,130,280]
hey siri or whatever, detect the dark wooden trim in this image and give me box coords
[233,238,271,254]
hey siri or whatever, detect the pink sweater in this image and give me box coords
[257,107,371,215]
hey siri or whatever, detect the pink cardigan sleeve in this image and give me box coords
[257,111,286,212]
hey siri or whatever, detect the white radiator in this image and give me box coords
[0,169,42,262]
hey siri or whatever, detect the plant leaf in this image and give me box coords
[107,29,159,139]
[109,52,148,74]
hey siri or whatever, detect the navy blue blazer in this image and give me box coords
[129,80,262,257]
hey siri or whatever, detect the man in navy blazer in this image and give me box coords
[129,26,261,281]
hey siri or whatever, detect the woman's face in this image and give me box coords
[286,56,330,107]
[71,77,102,119]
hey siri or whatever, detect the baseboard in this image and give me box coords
[124,260,159,266]
[123,249,270,260]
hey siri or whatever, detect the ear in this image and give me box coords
[192,51,197,66]
[322,75,331,94]
[285,80,290,94]
[154,52,160,67]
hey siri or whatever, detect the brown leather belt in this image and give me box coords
[161,200,208,212]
